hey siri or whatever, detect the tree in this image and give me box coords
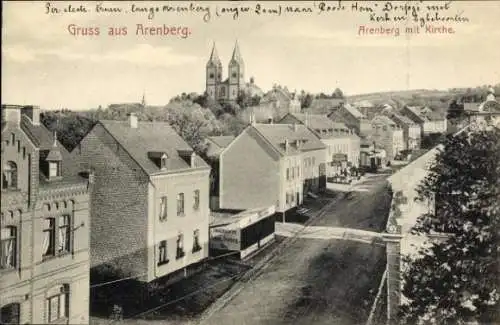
[447,99,465,120]
[299,92,313,109]
[399,127,500,324]
[332,88,344,99]
[236,90,261,109]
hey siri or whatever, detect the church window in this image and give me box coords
[209,73,214,79]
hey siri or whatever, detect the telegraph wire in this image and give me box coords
[90,250,241,289]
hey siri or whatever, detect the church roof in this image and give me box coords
[207,43,222,66]
[230,41,244,65]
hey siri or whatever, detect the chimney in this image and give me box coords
[21,106,41,125]
[128,113,138,128]
[1,105,22,126]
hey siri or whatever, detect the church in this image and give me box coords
[205,41,263,102]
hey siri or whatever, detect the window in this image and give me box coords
[285,193,290,205]
[286,168,290,180]
[2,161,17,190]
[10,133,15,145]
[49,162,61,178]
[296,167,300,178]
[43,218,55,257]
[312,157,316,165]
[158,240,168,265]
[47,285,69,323]
[159,196,167,221]
[291,167,295,179]
[17,141,21,153]
[192,230,202,253]
[193,190,200,211]
[176,234,185,259]
[160,155,167,170]
[1,227,17,269]
[58,215,71,254]
[1,303,20,324]
[177,193,184,216]
[232,72,237,78]
[209,73,214,79]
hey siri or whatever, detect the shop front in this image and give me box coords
[210,206,276,259]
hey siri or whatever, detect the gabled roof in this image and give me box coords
[20,115,69,152]
[479,100,500,113]
[207,42,222,66]
[207,135,235,149]
[252,123,326,156]
[388,112,416,126]
[230,40,244,65]
[372,115,398,127]
[99,120,209,175]
[353,100,375,108]
[343,103,366,119]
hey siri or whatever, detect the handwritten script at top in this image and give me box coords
[45,1,470,27]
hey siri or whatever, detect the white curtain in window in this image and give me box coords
[58,216,68,252]
[1,229,13,266]
[43,219,51,255]
[58,227,66,252]
[49,296,59,321]
[59,292,66,318]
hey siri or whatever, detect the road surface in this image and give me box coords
[201,174,391,325]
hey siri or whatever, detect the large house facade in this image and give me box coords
[370,115,405,161]
[219,118,326,214]
[71,114,211,284]
[385,112,421,150]
[402,106,448,135]
[1,105,90,324]
[328,103,372,137]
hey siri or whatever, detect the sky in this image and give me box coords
[2,1,500,110]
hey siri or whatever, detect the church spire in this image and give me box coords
[207,42,221,66]
[231,40,244,64]
[141,91,146,107]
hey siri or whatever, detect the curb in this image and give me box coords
[195,193,345,325]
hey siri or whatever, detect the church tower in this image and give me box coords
[228,40,245,101]
[206,42,223,100]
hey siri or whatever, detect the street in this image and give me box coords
[200,174,392,325]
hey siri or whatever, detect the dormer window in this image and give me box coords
[49,161,61,178]
[161,154,168,170]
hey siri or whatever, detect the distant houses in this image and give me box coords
[277,112,360,177]
[384,112,421,150]
[370,115,405,161]
[401,105,447,135]
[328,103,372,137]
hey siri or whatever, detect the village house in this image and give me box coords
[402,105,448,135]
[1,105,90,324]
[308,98,344,115]
[464,88,500,128]
[328,103,372,137]
[370,115,405,161]
[218,115,326,217]
[277,112,360,177]
[70,113,211,284]
[385,112,421,150]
